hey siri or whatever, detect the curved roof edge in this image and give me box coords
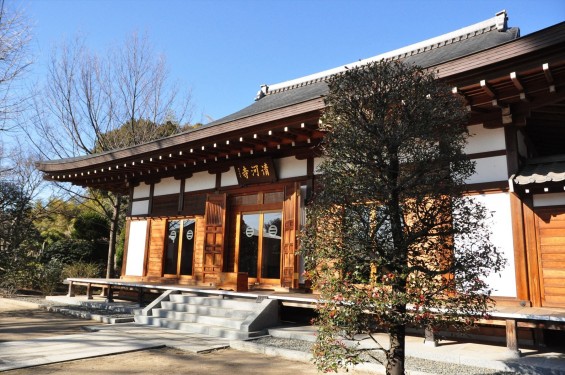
[264,10,509,94]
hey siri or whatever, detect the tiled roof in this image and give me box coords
[207,11,519,128]
[513,155,565,186]
[401,27,519,68]
[207,80,328,127]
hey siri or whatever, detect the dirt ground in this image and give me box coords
[0,299,361,375]
[5,347,338,375]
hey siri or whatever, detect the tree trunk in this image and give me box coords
[105,193,121,279]
[387,320,406,375]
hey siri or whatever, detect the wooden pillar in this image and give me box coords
[534,327,546,348]
[67,281,75,297]
[523,199,542,307]
[506,319,521,357]
[105,285,114,303]
[424,325,437,347]
[86,284,93,300]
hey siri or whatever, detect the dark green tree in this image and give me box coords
[0,180,40,282]
[72,210,110,243]
[301,61,505,375]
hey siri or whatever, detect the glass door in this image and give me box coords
[238,211,281,284]
[164,219,195,277]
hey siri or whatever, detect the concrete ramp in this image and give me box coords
[0,324,230,372]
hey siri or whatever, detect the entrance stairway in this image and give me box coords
[134,291,279,340]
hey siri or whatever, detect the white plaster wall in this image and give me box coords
[533,192,565,207]
[131,200,149,216]
[185,171,216,192]
[125,220,147,276]
[465,156,508,184]
[275,157,307,179]
[132,183,151,199]
[458,193,516,297]
[221,167,239,187]
[465,124,506,154]
[154,177,180,196]
[314,157,324,175]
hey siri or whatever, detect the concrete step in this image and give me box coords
[168,294,261,310]
[160,301,252,319]
[134,290,279,340]
[134,315,265,340]
[151,308,249,330]
[269,325,318,342]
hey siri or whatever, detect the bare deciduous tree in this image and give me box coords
[27,32,192,278]
[0,0,32,132]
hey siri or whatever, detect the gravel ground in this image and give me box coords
[252,337,518,375]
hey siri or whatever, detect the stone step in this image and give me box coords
[134,315,265,340]
[151,308,249,330]
[168,294,261,310]
[159,302,252,319]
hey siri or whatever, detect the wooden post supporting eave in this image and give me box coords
[506,319,521,358]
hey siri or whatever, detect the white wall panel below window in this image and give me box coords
[465,156,508,184]
[533,192,565,207]
[313,157,324,175]
[457,193,516,297]
[125,220,147,276]
[465,124,506,154]
[221,167,238,187]
[133,183,150,199]
[185,171,216,192]
[275,157,307,179]
[131,200,149,215]
[154,177,180,196]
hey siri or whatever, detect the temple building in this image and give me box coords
[37,11,565,308]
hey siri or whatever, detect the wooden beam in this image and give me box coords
[543,63,556,93]
[480,79,497,99]
[510,72,528,102]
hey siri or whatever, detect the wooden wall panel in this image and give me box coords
[203,193,226,284]
[509,193,529,302]
[146,219,166,277]
[535,207,565,307]
[282,182,298,288]
[192,217,205,281]
[182,193,207,216]
[151,194,180,216]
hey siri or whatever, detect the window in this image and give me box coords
[164,219,196,276]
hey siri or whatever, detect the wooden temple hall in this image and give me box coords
[37,11,565,315]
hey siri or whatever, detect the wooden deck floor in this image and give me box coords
[65,277,320,304]
[65,277,565,320]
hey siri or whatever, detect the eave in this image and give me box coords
[36,97,326,193]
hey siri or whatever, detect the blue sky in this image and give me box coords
[17,0,565,124]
